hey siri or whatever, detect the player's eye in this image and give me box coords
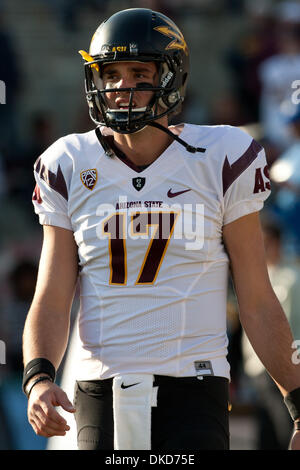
[136,71,151,78]
[104,74,118,81]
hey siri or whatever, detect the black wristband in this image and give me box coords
[22,358,56,395]
[284,387,300,421]
[295,421,300,431]
[26,376,52,398]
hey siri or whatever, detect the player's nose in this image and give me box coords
[115,75,135,90]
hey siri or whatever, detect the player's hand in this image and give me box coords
[27,380,76,437]
[289,429,300,450]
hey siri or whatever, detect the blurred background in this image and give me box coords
[1,0,300,450]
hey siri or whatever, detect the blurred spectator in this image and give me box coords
[259,1,300,150]
[0,14,22,160]
[269,103,300,254]
[0,396,13,449]
[0,152,8,198]
[40,0,110,31]
[6,111,57,205]
[25,111,57,161]
[0,259,47,449]
[242,216,300,449]
[226,1,277,124]
[1,260,38,375]
[210,93,250,127]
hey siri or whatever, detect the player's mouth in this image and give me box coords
[116,101,137,109]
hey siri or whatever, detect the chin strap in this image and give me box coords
[95,126,115,157]
[148,121,206,154]
[95,123,206,158]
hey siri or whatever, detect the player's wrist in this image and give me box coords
[25,372,52,392]
[26,375,53,398]
[22,357,56,397]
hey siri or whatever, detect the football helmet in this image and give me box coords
[79,8,189,134]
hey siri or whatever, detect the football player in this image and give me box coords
[22,8,300,450]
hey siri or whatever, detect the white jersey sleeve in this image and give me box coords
[32,137,73,231]
[222,127,271,225]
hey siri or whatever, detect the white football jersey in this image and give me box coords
[32,123,271,380]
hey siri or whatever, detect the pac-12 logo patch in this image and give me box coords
[80,169,98,190]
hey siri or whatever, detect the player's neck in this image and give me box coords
[112,118,173,166]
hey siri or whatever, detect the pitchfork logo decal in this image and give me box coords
[154,18,188,56]
[80,168,98,190]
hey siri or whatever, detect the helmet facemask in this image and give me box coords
[81,53,185,134]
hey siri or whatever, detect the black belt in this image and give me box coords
[76,375,223,389]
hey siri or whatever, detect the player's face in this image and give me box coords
[101,61,158,110]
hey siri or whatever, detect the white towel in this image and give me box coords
[113,374,154,450]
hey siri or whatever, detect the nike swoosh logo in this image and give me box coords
[167,188,191,198]
[121,382,141,389]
